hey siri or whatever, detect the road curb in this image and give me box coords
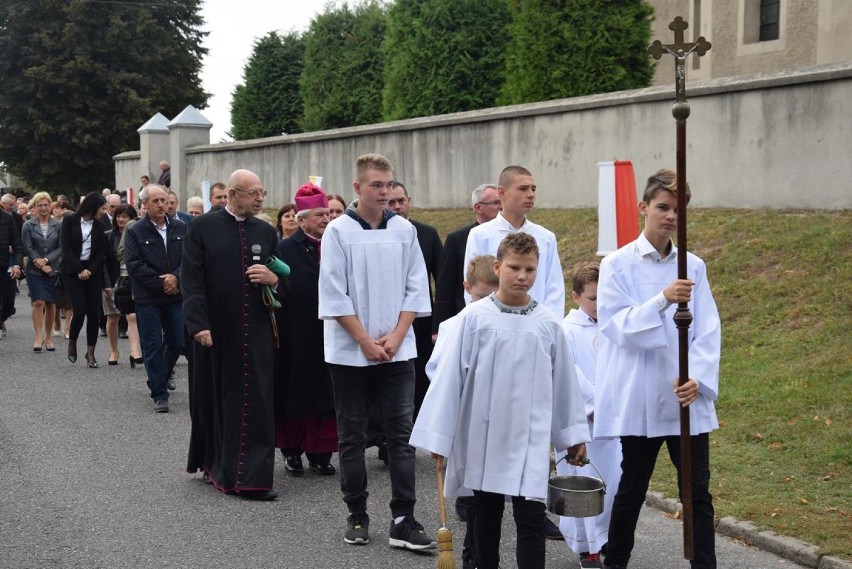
[644,492,850,569]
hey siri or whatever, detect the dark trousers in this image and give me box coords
[63,271,102,346]
[135,301,185,402]
[473,491,546,569]
[329,361,417,518]
[606,434,716,569]
[0,269,15,321]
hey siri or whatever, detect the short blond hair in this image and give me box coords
[355,153,393,182]
[466,255,498,287]
[29,191,52,208]
[643,168,691,205]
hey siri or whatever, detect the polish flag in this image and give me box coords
[127,187,135,208]
[597,160,640,256]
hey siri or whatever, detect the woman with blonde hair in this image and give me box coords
[21,192,63,351]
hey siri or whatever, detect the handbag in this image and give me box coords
[113,275,134,315]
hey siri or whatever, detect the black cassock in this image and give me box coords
[182,208,279,493]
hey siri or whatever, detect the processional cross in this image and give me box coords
[647,16,711,561]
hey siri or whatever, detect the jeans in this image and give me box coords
[135,301,185,402]
[473,491,546,569]
[329,361,416,518]
[606,434,716,569]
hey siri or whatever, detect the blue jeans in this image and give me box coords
[135,301,185,402]
[329,361,417,518]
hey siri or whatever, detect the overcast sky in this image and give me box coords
[200,0,330,142]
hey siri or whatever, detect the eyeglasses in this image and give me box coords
[234,187,267,199]
[477,200,502,206]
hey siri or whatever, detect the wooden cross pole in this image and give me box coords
[648,16,711,561]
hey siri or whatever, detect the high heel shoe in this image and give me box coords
[130,356,144,368]
[67,340,77,363]
[85,347,98,369]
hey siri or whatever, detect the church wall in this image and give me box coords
[127,63,851,211]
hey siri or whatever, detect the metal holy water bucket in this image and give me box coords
[547,457,607,518]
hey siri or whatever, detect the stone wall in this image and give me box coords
[117,62,852,210]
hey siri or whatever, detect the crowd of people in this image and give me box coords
[0,154,722,569]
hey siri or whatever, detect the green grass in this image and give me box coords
[414,207,852,559]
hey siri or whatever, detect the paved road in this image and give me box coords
[0,288,804,569]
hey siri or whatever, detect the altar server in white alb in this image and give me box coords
[556,261,621,569]
[319,153,436,552]
[412,233,590,569]
[594,169,721,569]
[463,165,566,318]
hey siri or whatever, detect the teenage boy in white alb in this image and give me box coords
[595,169,721,569]
[318,153,436,551]
[463,165,565,318]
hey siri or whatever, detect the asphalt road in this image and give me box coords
[0,287,804,569]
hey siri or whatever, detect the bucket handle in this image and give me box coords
[555,455,607,494]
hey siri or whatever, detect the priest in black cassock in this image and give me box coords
[182,169,282,501]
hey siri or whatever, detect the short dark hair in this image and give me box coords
[112,204,138,231]
[392,181,408,197]
[571,261,599,295]
[498,165,533,189]
[496,232,539,260]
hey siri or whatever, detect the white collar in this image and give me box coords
[493,212,531,232]
[636,232,677,261]
[224,205,246,222]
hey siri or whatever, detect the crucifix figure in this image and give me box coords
[647,16,711,562]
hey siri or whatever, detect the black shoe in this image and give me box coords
[202,472,213,485]
[344,512,370,545]
[377,442,388,465]
[108,359,118,366]
[153,399,169,413]
[284,455,304,476]
[308,462,336,476]
[130,356,143,368]
[67,340,77,363]
[118,331,128,339]
[84,351,98,369]
[455,496,474,521]
[544,516,563,540]
[44,343,55,352]
[99,328,107,337]
[238,490,277,501]
[33,346,42,353]
[389,516,436,550]
[580,552,603,568]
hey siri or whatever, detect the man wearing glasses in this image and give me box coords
[433,183,501,330]
[182,169,282,501]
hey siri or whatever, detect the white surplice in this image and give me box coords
[410,297,590,501]
[557,307,622,554]
[318,213,431,367]
[594,234,722,439]
[462,213,566,318]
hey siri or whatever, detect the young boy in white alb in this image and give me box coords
[595,169,721,569]
[412,233,590,569]
[557,261,622,569]
[425,254,498,569]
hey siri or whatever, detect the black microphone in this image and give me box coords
[251,244,261,287]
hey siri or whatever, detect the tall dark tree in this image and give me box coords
[499,0,655,105]
[230,31,304,140]
[0,0,207,197]
[300,2,387,132]
[382,0,510,121]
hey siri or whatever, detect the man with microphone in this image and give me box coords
[182,169,282,501]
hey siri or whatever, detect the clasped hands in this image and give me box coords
[358,331,405,362]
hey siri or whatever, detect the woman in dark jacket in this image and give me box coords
[60,192,108,367]
[21,191,63,351]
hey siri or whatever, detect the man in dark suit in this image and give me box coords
[0,194,24,337]
[386,182,442,421]
[432,183,501,330]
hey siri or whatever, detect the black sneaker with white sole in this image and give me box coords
[388,517,436,550]
[344,512,370,545]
